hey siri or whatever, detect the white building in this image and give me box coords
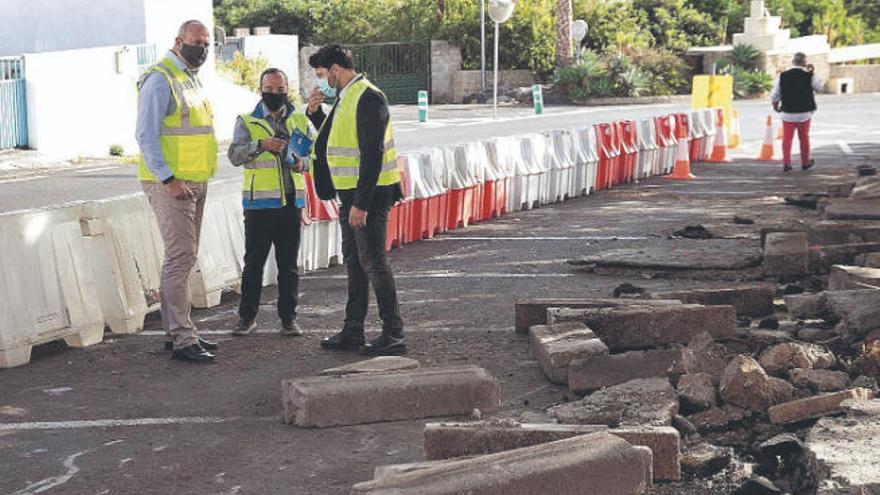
[0,0,253,159]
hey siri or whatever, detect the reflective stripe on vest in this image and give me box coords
[324,78,400,190]
[240,111,310,210]
[137,57,218,182]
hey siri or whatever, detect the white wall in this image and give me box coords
[0,0,146,56]
[242,35,301,97]
[25,45,140,158]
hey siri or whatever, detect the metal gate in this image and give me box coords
[0,56,27,150]
[349,42,430,105]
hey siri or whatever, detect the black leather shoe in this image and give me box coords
[233,318,256,336]
[360,334,406,356]
[171,344,215,363]
[320,331,365,351]
[802,159,815,171]
[783,164,793,173]
[281,319,303,337]
[164,337,218,352]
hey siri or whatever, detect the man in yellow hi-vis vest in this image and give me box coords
[306,44,405,356]
[228,68,315,338]
[135,20,218,364]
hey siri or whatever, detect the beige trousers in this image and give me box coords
[142,181,208,349]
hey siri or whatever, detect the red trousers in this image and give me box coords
[782,119,811,166]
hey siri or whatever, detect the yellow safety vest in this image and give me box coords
[137,56,218,182]
[322,77,400,190]
[240,108,310,209]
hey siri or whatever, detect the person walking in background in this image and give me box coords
[228,68,313,338]
[306,44,406,356]
[135,20,218,363]
[771,52,824,173]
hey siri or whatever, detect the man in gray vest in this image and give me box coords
[771,52,823,173]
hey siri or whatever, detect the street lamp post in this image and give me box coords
[480,0,486,94]
[488,0,515,119]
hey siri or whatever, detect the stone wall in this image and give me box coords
[298,45,320,100]
[762,52,831,84]
[453,70,536,104]
[430,40,462,104]
[829,65,880,94]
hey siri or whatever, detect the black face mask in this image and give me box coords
[180,43,208,68]
[261,92,287,112]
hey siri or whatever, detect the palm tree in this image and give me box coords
[556,0,573,67]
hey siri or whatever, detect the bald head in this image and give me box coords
[174,20,210,69]
[793,52,807,67]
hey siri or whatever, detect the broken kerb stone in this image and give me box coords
[422,422,681,481]
[789,369,850,392]
[768,388,875,425]
[567,348,683,395]
[810,242,880,273]
[824,198,880,221]
[319,356,420,376]
[763,232,809,278]
[650,286,775,318]
[758,342,836,376]
[677,373,718,413]
[829,265,880,291]
[719,355,794,411]
[282,365,500,428]
[513,298,682,334]
[549,377,678,427]
[572,239,763,272]
[668,332,728,385]
[547,304,738,351]
[823,289,880,337]
[529,322,608,385]
[806,221,880,245]
[351,432,654,495]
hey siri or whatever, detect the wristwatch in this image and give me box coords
[162,175,176,185]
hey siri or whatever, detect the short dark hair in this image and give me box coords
[308,44,354,70]
[259,68,288,88]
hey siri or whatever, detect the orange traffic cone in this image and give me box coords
[666,126,696,180]
[757,116,776,161]
[729,110,741,149]
[708,110,732,163]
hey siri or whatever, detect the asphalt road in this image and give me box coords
[1,94,877,214]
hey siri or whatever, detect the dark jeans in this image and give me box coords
[239,203,302,322]
[338,191,404,338]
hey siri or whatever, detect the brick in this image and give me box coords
[514,298,682,334]
[829,265,880,290]
[548,304,738,351]
[567,348,682,395]
[351,432,653,495]
[281,365,500,428]
[651,286,775,318]
[763,232,809,278]
[423,422,680,481]
[529,322,608,384]
[768,388,875,425]
[319,356,420,376]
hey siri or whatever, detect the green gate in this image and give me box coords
[349,42,430,105]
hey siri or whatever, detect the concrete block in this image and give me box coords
[282,365,501,428]
[549,377,678,427]
[567,348,683,395]
[514,298,681,334]
[548,304,738,351]
[763,232,809,278]
[769,388,875,424]
[824,289,880,337]
[810,242,880,273]
[677,373,718,412]
[829,265,880,290]
[825,198,880,221]
[807,221,880,245]
[651,286,775,317]
[529,322,608,384]
[784,293,829,319]
[320,356,420,376]
[351,432,653,495]
[423,421,680,481]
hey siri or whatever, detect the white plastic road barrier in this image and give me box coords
[464,140,491,188]
[519,134,549,210]
[549,130,577,201]
[636,118,660,179]
[190,179,246,308]
[543,131,567,203]
[572,126,599,196]
[81,194,164,334]
[701,108,719,161]
[0,206,105,368]
[486,136,527,214]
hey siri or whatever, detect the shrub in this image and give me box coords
[217,51,269,93]
[109,144,124,157]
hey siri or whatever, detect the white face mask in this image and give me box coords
[318,67,337,98]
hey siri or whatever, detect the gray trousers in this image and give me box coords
[142,181,208,349]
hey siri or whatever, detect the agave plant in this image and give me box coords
[618,67,651,97]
